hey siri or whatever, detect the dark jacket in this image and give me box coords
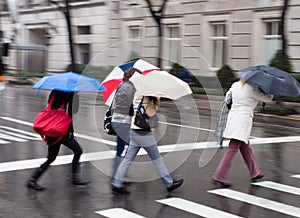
[46,90,79,143]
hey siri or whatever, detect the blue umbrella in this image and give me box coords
[237,65,300,96]
[33,72,105,94]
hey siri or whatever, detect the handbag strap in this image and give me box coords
[47,93,67,111]
[109,84,122,110]
[47,94,55,108]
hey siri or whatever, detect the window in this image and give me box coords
[210,23,227,68]
[128,26,142,59]
[263,20,281,65]
[78,44,90,64]
[78,26,91,35]
[69,0,89,2]
[128,0,139,5]
[165,25,181,67]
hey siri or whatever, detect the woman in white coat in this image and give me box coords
[213,79,273,188]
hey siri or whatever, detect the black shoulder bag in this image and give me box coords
[134,97,159,131]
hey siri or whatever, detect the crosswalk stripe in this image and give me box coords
[292,175,300,179]
[95,208,146,218]
[208,189,300,217]
[252,181,300,196]
[0,150,115,172]
[0,126,40,138]
[1,117,32,126]
[75,133,116,146]
[0,139,9,144]
[156,197,242,218]
[0,129,39,140]
[0,133,27,142]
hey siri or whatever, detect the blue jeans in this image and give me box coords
[112,130,173,188]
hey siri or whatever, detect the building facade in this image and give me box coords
[1,0,300,76]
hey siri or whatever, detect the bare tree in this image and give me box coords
[279,0,289,72]
[144,0,169,68]
[49,0,76,72]
[272,0,290,104]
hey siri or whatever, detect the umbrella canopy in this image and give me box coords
[33,71,105,94]
[237,65,300,96]
[130,70,192,100]
[101,59,159,105]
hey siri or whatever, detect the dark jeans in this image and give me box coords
[40,136,83,174]
[112,122,131,157]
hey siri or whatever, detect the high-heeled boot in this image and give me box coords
[26,167,46,191]
[72,164,90,185]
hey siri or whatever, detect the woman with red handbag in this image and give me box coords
[26,90,90,191]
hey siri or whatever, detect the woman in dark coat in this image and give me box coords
[26,90,89,190]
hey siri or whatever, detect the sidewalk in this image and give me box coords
[191,94,300,127]
[4,76,38,85]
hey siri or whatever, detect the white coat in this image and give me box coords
[222,81,273,143]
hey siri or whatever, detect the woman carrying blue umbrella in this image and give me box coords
[26,90,90,190]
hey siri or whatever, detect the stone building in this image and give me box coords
[1,0,299,76]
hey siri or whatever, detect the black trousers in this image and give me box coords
[40,136,83,175]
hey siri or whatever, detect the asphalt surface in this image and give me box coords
[0,84,299,218]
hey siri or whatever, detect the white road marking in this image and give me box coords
[0,150,115,173]
[159,121,213,132]
[208,189,300,217]
[250,136,300,145]
[95,208,146,218]
[0,126,40,138]
[0,139,9,144]
[0,116,300,173]
[75,133,116,146]
[0,126,40,144]
[0,132,27,142]
[0,129,39,140]
[2,117,300,145]
[1,116,33,126]
[252,181,300,196]
[1,117,116,146]
[292,175,300,179]
[156,197,242,218]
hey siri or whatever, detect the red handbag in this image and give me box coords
[33,94,72,144]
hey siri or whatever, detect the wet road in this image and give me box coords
[0,85,300,218]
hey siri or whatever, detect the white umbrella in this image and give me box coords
[130,70,192,100]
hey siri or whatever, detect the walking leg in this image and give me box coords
[213,139,241,183]
[112,134,126,177]
[112,122,130,177]
[144,144,173,187]
[239,142,261,179]
[64,138,89,185]
[26,144,60,190]
[112,145,139,188]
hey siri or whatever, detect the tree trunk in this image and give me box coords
[64,0,76,72]
[145,0,169,68]
[279,0,289,72]
[276,0,289,104]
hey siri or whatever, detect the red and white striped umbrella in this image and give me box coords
[101,59,159,105]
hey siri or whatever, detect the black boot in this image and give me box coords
[72,174,90,186]
[72,165,90,186]
[26,168,46,191]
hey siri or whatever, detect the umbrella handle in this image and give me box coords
[262,102,266,113]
